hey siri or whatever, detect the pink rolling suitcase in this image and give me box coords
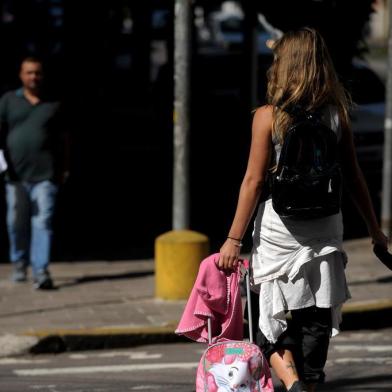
[195,264,274,392]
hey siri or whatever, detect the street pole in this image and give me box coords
[173,0,191,230]
[381,0,392,238]
[156,2,210,300]
[243,0,258,111]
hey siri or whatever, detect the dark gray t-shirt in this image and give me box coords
[0,88,63,182]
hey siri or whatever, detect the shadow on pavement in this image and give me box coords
[30,333,189,354]
[0,298,126,319]
[348,275,392,286]
[341,307,392,331]
[55,270,154,289]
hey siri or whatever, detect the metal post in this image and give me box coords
[173,0,192,230]
[243,0,259,111]
[245,269,254,343]
[381,0,392,237]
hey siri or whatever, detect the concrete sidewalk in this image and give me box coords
[0,237,391,356]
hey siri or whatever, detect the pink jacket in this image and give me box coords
[175,253,243,343]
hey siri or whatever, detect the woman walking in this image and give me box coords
[218,28,388,392]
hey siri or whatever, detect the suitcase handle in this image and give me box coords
[207,263,254,344]
[245,267,254,344]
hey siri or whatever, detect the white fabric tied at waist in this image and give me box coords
[254,253,351,343]
[249,199,351,343]
[251,199,344,285]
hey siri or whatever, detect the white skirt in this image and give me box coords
[250,199,351,343]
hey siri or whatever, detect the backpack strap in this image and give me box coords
[276,102,322,122]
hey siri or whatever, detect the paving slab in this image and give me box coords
[0,237,391,355]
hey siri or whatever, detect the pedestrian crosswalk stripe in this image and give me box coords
[0,358,50,365]
[332,345,392,353]
[68,351,162,360]
[15,362,199,376]
[328,357,392,365]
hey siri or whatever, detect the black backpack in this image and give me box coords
[271,110,342,220]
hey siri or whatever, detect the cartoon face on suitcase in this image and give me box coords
[196,341,274,392]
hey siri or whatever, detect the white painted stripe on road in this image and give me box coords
[68,354,88,359]
[333,332,392,341]
[333,345,392,353]
[15,362,199,376]
[30,384,58,390]
[0,358,49,365]
[68,351,162,360]
[98,351,162,360]
[328,357,392,365]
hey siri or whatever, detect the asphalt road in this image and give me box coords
[1,328,391,392]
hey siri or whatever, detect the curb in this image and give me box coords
[23,322,187,354]
[17,299,392,354]
[340,298,392,330]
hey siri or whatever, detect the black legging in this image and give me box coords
[246,291,332,384]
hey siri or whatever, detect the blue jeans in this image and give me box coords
[5,180,58,277]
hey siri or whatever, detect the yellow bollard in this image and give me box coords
[155,230,209,300]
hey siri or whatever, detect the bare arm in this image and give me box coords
[218,105,273,269]
[340,123,388,248]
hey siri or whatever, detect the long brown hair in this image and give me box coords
[267,27,351,144]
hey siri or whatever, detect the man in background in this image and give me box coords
[0,57,69,289]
